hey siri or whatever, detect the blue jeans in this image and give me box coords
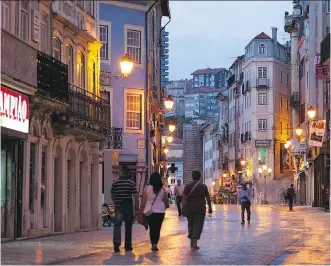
[113,202,134,248]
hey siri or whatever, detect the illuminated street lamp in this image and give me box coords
[284,142,290,149]
[267,168,272,175]
[258,168,263,174]
[307,106,316,120]
[120,54,133,78]
[223,173,227,178]
[163,146,169,154]
[212,181,216,186]
[168,122,176,133]
[166,135,173,143]
[164,95,174,112]
[240,158,246,166]
[258,166,271,205]
[295,126,303,137]
[262,165,267,171]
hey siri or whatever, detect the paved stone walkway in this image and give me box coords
[1,205,329,265]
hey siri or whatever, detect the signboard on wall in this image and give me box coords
[0,86,29,133]
[255,140,271,147]
[309,120,326,147]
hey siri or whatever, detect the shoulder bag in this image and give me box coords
[144,188,161,217]
[182,182,200,217]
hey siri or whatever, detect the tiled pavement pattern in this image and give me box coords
[1,204,329,265]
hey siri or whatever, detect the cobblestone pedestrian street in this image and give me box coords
[1,205,329,265]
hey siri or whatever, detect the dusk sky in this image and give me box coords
[165,1,293,80]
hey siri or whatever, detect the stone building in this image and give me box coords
[1,0,106,239]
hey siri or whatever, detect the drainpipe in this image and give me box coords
[145,1,158,177]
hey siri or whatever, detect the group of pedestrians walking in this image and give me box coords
[110,166,212,252]
[111,165,296,253]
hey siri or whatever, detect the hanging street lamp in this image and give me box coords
[168,122,176,133]
[164,95,174,112]
[166,135,173,143]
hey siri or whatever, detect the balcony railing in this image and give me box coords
[256,78,269,88]
[321,33,330,64]
[37,51,68,101]
[67,83,110,131]
[244,80,251,94]
[227,74,235,87]
[105,127,123,150]
[1,29,37,87]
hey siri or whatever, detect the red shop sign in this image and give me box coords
[0,86,29,133]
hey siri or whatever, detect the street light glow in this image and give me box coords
[163,146,169,154]
[284,142,290,149]
[263,165,267,171]
[166,135,173,143]
[223,173,227,178]
[258,168,263,174]
[267,168,272,174]
[164,95,174,112]
[295,126,303,137]
[240,158,246,166]
[307,106,316,119]
[168,122,176,133]
[120,54,133,78]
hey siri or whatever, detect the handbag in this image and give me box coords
[182,182,200,217]
[144,188,161,217]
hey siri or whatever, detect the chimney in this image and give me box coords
[272,27,278,57]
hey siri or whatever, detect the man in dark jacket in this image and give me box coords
[287,184,295,211]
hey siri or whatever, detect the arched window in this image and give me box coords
[42,128,48,139]
[65,45,73,84]
[258,44,266,55]
[52,38,61,60]
[77,52,85,89]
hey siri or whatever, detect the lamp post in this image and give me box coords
[168,122,176,133]
[164,95,174,112]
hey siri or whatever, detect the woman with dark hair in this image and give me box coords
[182,170,212,249]
[139,172,169,251]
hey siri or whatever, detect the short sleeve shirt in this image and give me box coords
[111,176,137,206]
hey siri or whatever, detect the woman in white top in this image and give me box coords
[139,172,169,251]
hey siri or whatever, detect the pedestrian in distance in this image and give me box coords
[174,179,185,216]
[139,172,169,252]
[238,182,252,225]
[182,170,212,249]
[111,165,139,253]
[286,184,296,211]
[167,185,172,204]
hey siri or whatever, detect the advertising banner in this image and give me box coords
[309,120,326,147]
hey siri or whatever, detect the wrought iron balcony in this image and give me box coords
[321,33,330,64]
[66,83,111,133]
[105,127,123,150]
[37,51,68,101]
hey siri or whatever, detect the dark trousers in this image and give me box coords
[176,196,183,216]
[288,198,293,211]
[146,213,165,245]
[241,202,251,222]
[113,202,133,248]
[187,211,205,240]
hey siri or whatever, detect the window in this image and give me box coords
[327,0,330,13]
[286,73,289,86]
[280,72,283,84]
[126,94,142,129]
[280,96,283,108]
[1,2,10,31]
[15,1,19,36]
[41,13,48,53]
[258,93,267,105]
[65,45,73,83]
[258,119,267,131]
[86,1,94,17]
[127,29,141,64]
[258,67,267,79]
[258,43,266,55]
[280,122,283,134]
[99,25,109,60]
[77,52,85,89]
[21,1,28,41]
[286,98,289,109]
[52,38,61,60]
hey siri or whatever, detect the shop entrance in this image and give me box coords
[1,139,24,239]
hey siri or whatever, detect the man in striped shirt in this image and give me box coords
[111,165,139,253]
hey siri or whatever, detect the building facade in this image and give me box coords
[161,29,169,88]
[1,0,106,239]
[164,79,187,117]
[285,0,330,207]
[98,1,148,203]
[191,68,228,90]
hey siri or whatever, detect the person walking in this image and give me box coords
[139,172,169,251]
[111,165,139,253]
[287,184,295,211]
[238,182,252,225]
[182,170,212,249]
[174,179,185,216]
[167,185,172,204]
